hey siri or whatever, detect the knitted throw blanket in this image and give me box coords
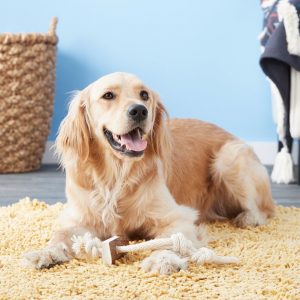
[260,0,300,183]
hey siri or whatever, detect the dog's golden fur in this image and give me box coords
[23,72,274,273]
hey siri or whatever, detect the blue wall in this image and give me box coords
[1,0,275,142]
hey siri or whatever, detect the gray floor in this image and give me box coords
[0,165,66,206]
[0,164,299,207]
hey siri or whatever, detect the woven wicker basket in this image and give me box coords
[0,18,58,173]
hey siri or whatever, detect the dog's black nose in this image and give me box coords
[128,104,148,122]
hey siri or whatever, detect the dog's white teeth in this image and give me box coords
[138,129,142,139]
[113,134,120,142]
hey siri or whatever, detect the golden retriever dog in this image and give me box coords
[23,72,274,274]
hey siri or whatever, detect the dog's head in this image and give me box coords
[56,72,170,163]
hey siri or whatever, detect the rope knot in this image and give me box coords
[192,247,214,264]
[170,233,193,256]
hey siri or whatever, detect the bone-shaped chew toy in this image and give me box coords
[73,233,239,266]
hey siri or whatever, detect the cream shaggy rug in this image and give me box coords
[0,198,299,299]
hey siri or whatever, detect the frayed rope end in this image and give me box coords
[271,147,294,184]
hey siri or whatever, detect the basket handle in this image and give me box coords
[48,17,58,36]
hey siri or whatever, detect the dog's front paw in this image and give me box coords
[140,250,187,275]
[233,211,266,228]
[22,244,69,269]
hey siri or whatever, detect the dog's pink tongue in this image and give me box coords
[120,130,147,152]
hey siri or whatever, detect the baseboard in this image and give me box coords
[247,141,298,165]
[42,141,299,165]
[42,141,57,164]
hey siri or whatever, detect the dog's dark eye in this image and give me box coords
[102,92,114,100]
[140,90,149,101]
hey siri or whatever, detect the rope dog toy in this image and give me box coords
[71,232,239,266]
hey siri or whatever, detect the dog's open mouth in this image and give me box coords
[103,127,147,157]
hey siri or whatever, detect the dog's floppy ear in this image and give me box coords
[56,91,91,162]
[150,91,172,171]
